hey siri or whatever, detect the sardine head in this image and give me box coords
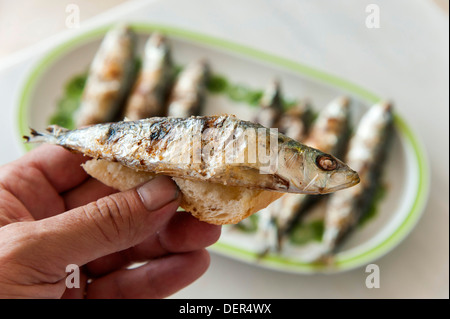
[279,145,359,194]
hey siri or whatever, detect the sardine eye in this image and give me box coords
[316,155,337,171]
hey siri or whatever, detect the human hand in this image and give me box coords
[0,145,221,298]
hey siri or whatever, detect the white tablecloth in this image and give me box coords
[0,0,448,298]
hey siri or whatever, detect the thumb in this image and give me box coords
[33,175,180,270]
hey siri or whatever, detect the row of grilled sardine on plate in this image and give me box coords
[74,24,210,128]
[250,79,394,260]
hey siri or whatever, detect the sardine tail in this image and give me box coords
[23,125,66,144]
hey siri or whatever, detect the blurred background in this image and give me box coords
[0,0,128,58]
[0,0,447,58]
[0,0,448,299]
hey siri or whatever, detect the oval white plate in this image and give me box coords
[16,23,429,274]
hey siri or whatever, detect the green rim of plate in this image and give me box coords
[16,22,430,273]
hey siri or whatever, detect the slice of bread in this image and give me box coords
[82,159,283,225]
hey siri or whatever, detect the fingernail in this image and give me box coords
[137,176,179,211]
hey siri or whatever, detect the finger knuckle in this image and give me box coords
[84,194,137,247]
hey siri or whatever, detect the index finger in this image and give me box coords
[22,144,89,193]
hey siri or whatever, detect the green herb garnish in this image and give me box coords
[358,183,387,227]
[207,74,229,93]
[289,219,324,245]
[49,73,87,129]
